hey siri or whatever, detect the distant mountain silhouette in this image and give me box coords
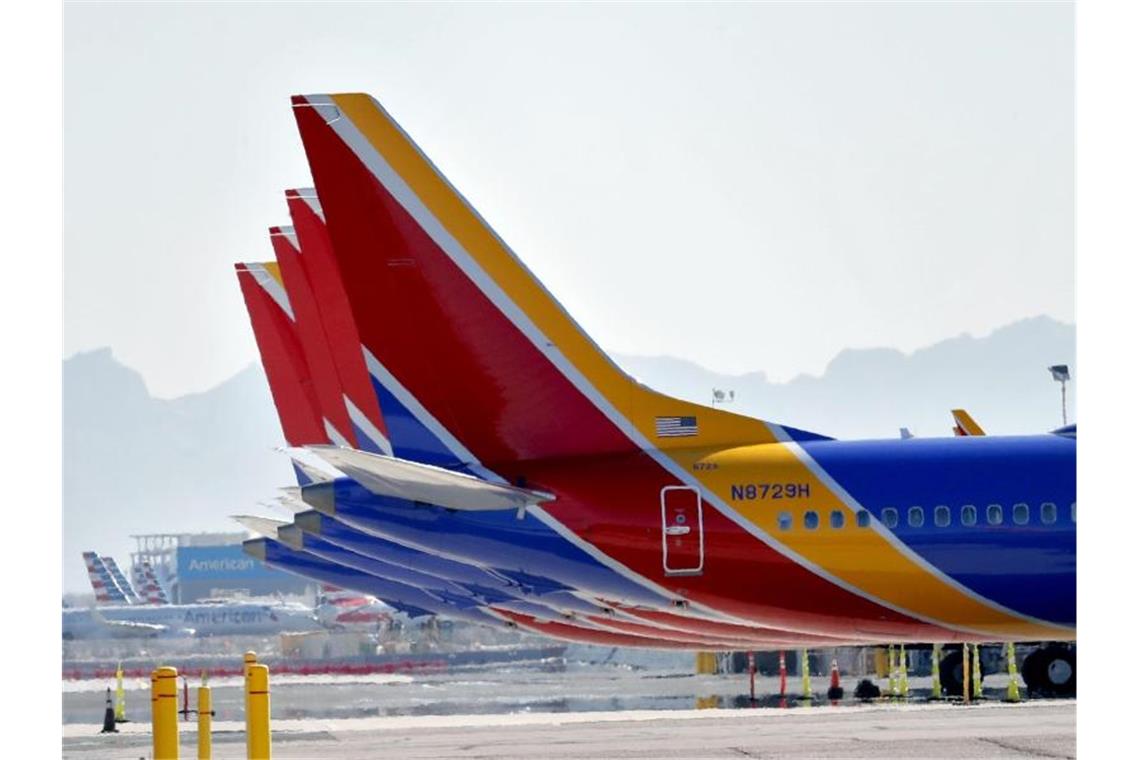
[615,316,1075,440]
[63,348,293,594]
[63,316,1075,592]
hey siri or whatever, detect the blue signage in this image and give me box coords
[177,545,290,581]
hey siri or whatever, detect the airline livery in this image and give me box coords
[234,93,1075,694]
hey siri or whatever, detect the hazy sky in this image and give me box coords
[64,2,1073,397]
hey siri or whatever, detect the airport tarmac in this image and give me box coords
[63,701,1074,759]
[63,656,1075,758]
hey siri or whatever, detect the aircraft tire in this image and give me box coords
[938,647,986,697]
[1024,644,1075,698]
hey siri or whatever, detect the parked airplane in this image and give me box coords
[62,596,322,640]
[277,192,874,647]
[314,584,392,630]
[255,205,889,646]
[236,254,809,648]
[282,93,1074,649]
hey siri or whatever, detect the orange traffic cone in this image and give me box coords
[827,658,844,701]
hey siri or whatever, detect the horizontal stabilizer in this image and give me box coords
[275,495,309,514]
[306,446,554,511]
[232,515,289,539]
[291,458,337,484]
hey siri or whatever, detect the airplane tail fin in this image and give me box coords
[82,551,129,605]
[236,261,330,447]
[138,563,170,605]
[292,93,826,468]
[101,556,141,604]
[951,409,985,436]
[284,189,392,455]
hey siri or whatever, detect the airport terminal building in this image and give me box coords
[131,532,309,603]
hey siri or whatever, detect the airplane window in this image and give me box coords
[856,510,871,528]
[1041,502,1057,524]
[804,511,819,530]
[961,505,977,526]
[830,510,845,529]
[908,506,924,528]
[882,508,898,529]
[1012,503,1029,525]
[1071,502,1076,523]
[777,511,792,531]
[987,504,1003,525]
[934,506,950,528]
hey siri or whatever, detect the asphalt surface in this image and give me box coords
[63,701,1075,759]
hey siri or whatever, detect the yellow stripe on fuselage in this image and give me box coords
[326,94,1071,639]
[670,444,1073,639]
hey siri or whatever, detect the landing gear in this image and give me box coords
[1023,644,1076,698]
[938,648,979,697]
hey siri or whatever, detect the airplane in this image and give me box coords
[313,584,392,630]
[63,589,323,640]
[274,191,881,648]
[249,204,896,649]
[280,93,1074,651]
[236,254,810,648]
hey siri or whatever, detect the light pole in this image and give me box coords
[1048,365,1070,426]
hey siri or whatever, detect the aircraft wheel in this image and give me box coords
[939,647,984,697]
[1026,645,1075,698]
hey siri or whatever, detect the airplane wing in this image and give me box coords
[306,445,555,512]
[90,608,195,638]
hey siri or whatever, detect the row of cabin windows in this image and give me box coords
[776,502,1074,532]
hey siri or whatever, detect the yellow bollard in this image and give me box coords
[243,652,257,743]
[198,672,212,760]
[800,649,811,702]
[931,643,943,699]
[115,661,126,723]
[962,643,971,704]
[1005,642,1022,702]
[246,663,271,760]
[899,645,909,699]
[972,644,983,699]
[151,666,179,760]
[694,695,719,710]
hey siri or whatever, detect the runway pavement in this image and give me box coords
[63,700,1075,759]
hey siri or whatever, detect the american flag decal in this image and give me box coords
[656,416,698,437]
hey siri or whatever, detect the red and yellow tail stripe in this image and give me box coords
[291,93,1071,640]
